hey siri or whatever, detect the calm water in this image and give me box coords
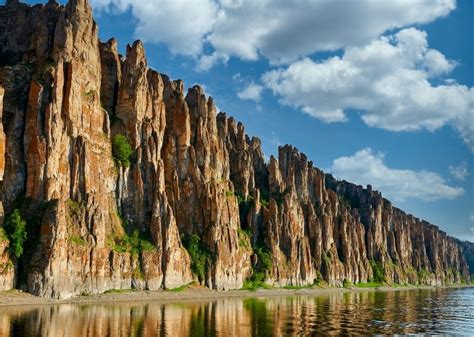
[1,288,473,336]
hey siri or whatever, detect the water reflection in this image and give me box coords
[0,288,473,336]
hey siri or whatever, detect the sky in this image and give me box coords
[18,0,474,241]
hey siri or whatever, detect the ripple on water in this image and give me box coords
[0,287,473,336]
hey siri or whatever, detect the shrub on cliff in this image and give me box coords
[108,230,155,257]
[0,227,7,240]
[255,245,273,272]
[370,260,386,283]
[5,209,27,258]
[112,134,133,167]
[182,234,211,284]
[243,243,274,290]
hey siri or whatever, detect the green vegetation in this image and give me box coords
[322,253,331,265]
[83,89,97,102]
[342,279,353,288]
[69,235,86,246]
[133,264,145,280]
[112,134,133,167]
[0,227,7,242]
[259,197,269,208]
[236,193,254,224]
[355,282,384,288]
[273,188,290,206]
[405,265,418,279]
[3,259,14,272]
[108,229,155,256]
[42,63,54,76]
[225,190,235,198]
[4,198,58,285]
[255,245,273,272]
[66,199,84,219]
[167,282,194,292]
[417,268,431,281]
[32,62,55,86]
[237,228,251,249]
[314,279,325,287]
[447,267,460,279]
[235,192,246,205]
[182,234,211,284]
[4,209,27,258]
[242,243,273,291]
[369,260,386,283]
[258,188,291,208]
[242,278,272,291]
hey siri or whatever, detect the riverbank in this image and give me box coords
[1,284,472,308]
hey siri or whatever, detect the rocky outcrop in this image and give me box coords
[0,0,471,299]
[461,241,474,278]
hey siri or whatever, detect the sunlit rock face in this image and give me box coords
[0,0,471,298]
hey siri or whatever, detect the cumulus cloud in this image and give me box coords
[209,0,454,65]
[91,0,455,64]
[91,0,220,56]
[90,1,472,149]
[237,82,264,102]
[262,28,474,150]
[449,162,469,181]
[329,148,464,202]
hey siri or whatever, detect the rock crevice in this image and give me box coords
[0,0,471,298]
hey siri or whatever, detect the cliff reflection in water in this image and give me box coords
[1,288,473,336]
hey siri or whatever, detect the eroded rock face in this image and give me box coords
[0,0,471,298]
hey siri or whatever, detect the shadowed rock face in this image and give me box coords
[0,0,471,299]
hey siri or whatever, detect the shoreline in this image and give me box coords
[1,284,472,308]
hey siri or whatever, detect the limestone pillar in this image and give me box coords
[0,86,5,226]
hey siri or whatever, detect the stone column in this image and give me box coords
[0,85,5,226]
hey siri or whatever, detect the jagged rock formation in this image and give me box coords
[0,0,471,299]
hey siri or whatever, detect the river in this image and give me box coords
[1,287,473,336]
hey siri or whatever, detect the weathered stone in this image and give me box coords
[0,0,471,298]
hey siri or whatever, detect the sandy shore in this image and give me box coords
[1,284,472,308]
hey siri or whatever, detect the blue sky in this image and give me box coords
[19,0,473,241]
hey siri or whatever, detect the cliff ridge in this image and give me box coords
[0,0,471,298]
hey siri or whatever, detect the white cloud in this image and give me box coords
[423,49,457,76]
[91,0,455,65]
[470,214,474,222]
[91,0,220,56]
[207,0,455,64]
[90,1,472,149]
[329,148,464,202]
[449,162,469,181]
[262,28,474,150]
[196,52,229,72]
[237,82,264,102]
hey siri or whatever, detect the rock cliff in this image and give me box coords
[0,0,471,299]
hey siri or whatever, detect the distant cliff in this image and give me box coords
[0,0,471,299]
